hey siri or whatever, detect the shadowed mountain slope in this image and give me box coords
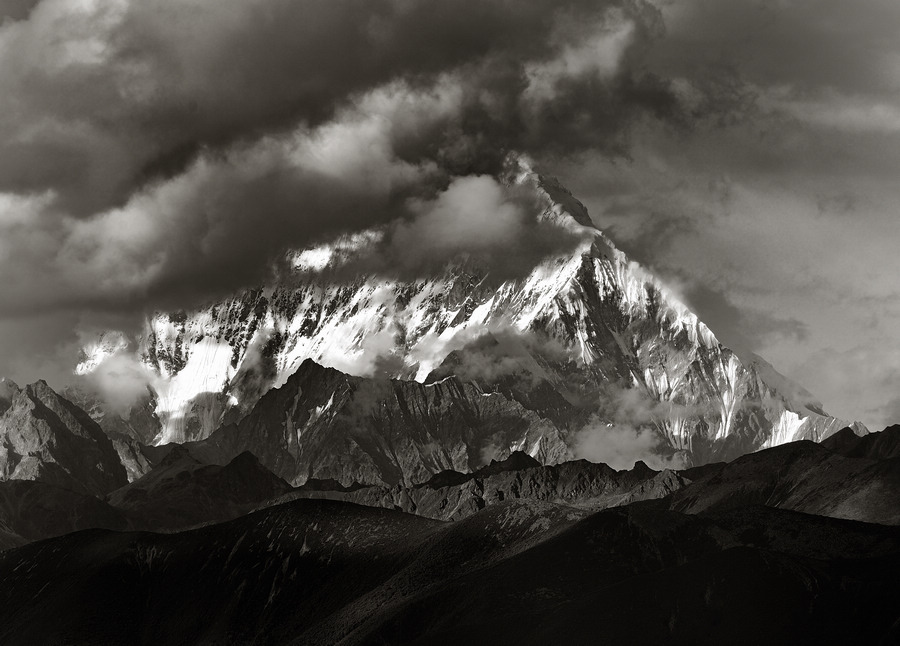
[0,498,897,645]
[822,424,900,460]
[0,480,127,543]
[664,438,900,525]
[107,446,292,531]
[175,359,567,487]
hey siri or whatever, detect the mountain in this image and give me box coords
[279,450,686,521]
[274,424,900,526]
[0,480,127,543]
[0,412,892,549]
[0,438,290,546]
[663,435,900,525]
[63,385,161,453]
[107,446,292,531]
[0,380,127,496]
[77,163,862,470]
[821,423,900,460]
[0,497,897,645]
[173,358,567,487]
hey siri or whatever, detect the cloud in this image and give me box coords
[0,0,38,21]
[572,386,699,469]
[324,326,402,379]
[647,0,900,100]
[0,0,671,212]
[0,0,686,328]
[572,415,687,471]
[80,351,157,418]
[395,177,552,274]
[299,173,592,283]
[426,325,577,387]
[758,87,900,135]
[524,10,636,103]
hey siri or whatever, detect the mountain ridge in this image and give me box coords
[0,380,127,497]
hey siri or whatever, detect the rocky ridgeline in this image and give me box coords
[279,451,686,521]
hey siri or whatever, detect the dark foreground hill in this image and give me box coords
[0,448,292,544]
[0,426,898,643]
[0,497,898,645]
[107,446,292,531]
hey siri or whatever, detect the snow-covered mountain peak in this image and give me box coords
[75,168,863,466]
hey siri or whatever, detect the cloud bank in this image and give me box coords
[572,387,697,470]
[0,0,692,385]
[0,0,680,317]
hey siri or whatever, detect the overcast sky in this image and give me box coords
[0,0,897,430]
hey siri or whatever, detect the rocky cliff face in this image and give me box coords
[280,451,686,521]
[78,165,863,467]
[0,381,128,496]
[179,359,568,487]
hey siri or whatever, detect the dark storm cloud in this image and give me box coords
[650,0,900,97]
[645,0,900,145]
[0,0,689,323]
[0,0,37,21]
[0,0,671,214]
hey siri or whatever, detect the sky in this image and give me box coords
[0,0,897,430]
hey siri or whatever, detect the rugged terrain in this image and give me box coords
[0,380,127,497]
[0,497,898,645]
[174,358,568,487]
[77,167,863,469]
[0,379,896,644]
[281,425,900,525]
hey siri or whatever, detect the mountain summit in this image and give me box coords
[78,163,863,468]
[0,381,127,496]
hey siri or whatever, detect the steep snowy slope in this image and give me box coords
[78,163,863,466]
